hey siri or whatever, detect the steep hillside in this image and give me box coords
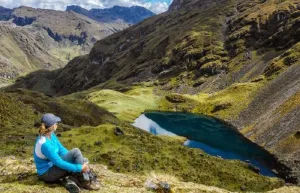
[0,89,286,192]
[10,6,128,51]
[0,23,64,82]
[66,5,155,24]
[0,6,129,84]
[34,0,236,95]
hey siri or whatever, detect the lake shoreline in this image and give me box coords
[135,111,298,184]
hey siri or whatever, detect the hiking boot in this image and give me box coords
[59,176,81,193]
[70,171,101,191]
[79,179,101,190]
[87,170,101,190]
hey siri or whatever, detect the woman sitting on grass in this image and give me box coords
[33,113,100,193]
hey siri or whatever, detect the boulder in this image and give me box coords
[248,164,260,174]
[114,127,124,136]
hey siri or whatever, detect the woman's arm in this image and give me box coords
[52,133,68,156]
[41,142,82,172]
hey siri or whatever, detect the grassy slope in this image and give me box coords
[0,89,285,192]
[0,156,235,193]
[0,25,64,76]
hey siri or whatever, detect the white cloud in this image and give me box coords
[0,0,171,13]
[143,2,169,14]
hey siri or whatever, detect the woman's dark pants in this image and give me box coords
[39,148,84,182]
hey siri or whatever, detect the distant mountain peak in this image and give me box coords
[66,5,155,24]
[0,6,12,21]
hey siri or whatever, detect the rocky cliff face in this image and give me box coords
[11,6,128,48]
[66,5,155,24]
[168,0,224,12]
[0,23,64,81]
[0,6,129,84]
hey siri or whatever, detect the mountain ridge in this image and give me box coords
[0,5,130,84]
[66,5,155,24]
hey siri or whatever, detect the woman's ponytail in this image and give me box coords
[39,123,47,135]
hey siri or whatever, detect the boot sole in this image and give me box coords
[65,183,81,193]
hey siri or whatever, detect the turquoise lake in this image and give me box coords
[133,112,276,177]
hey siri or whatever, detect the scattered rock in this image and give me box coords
[94,141,102,146]
[165,94,186,103]
[17,173,27,181]
[33,122,40,128]
[114,127,124,136]
[294,131,300,138]
[193,79,206,87]
[56,133,62,137]
[240,185,247,191]
[243,51,252,60]
[61,124,72,132]
[272,169,279,175]
[285,183,294,186]
[109,160,116,166]
[248,164,260,174]
[211,103,232,113]
[145,179,158,191]
[158,181,171,193]
[68,134,73,137]
[145,180,172,193]
[251,75,264,83]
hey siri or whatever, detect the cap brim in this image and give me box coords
[55,116,61,123]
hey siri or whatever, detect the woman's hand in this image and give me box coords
[81,163,89,173]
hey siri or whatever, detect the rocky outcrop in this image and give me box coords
[12,16,36,26]
[11,6,128,47]
[233,64,300,183]
[0,24,64,80]
[225,0,300,56]
[168,0,224,12]
[66,5,155,24]
[0,6,130,84]
[168,0,186,12]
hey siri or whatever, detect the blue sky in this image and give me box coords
[0,0,173,13]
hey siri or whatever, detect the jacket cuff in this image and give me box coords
[76,164,82,172]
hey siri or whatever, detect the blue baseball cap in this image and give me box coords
[41,113,61,127]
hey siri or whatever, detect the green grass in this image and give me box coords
[264,43,300,77]
[71,86,159,122]
[156,82,263,120]
[59,123,284,192]
[49,46,84,64]
[0,87,285,192]
[0,89,119,157]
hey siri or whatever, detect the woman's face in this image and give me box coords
[50,123,58,133]
[53,123,58,132]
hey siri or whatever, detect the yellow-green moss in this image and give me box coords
[277,92,300,117]
[85,87,159,122]
[58,123,283,192]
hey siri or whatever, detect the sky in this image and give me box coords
[0,0,174,14]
